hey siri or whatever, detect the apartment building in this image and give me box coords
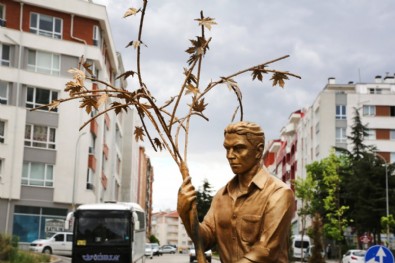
[0,0,153,245]
[264,75,395,233]
[298,75,395,173]
[151,210,192,251]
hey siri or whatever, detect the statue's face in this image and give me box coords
[223,133,260,175]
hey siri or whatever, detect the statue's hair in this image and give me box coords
[224,121,265,150]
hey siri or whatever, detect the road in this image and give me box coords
[53,254,339,263]
[148,253,220,263]
[53,253,221,263]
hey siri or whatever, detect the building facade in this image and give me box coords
[0,0,153,245]
[151,210,192,252]
[264,75,395,234]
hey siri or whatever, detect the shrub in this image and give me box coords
[0,234,14,261]
[0,234,49,263]
[11,250,50,263]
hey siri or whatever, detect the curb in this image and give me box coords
[50,255,62,263]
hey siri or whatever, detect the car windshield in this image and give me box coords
[295,241,309,248]
[353,251,365,257]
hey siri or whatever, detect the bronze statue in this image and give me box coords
[178,121,295,263]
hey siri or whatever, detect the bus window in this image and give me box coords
[135,211,145,230]
[76,211,130,245]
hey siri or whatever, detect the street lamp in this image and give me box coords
[72,132,87,210]
[374,153,390,246]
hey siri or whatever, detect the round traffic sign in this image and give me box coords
[365,245,394,263]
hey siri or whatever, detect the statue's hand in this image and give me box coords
[177,176,197,219]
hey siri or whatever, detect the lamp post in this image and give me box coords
[72,132,86,210]
[374,153,390,246]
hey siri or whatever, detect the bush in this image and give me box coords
[0,234,14,261]
[11,250,50,263]
[0,234,49,263]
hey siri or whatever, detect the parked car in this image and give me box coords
[342,249,366,263]
[189,246,212,263]
[29,232,73,256]
[160,245,177,254]
[292,235,310,261]
[148,242,162,256]
[145,243,153,259]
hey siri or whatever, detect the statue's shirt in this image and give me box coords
[200,167,295,263]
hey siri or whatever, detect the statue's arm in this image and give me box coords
[241,188,295,263]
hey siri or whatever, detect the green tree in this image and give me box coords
[335,108,391,243]
[306,161,327,218]
[345,108,376,160]
[294,173,316,259]
[149,234,160,244]
[196,179,214,222]
[322,151,350,259]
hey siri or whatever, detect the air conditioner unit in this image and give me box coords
[0,19,6,27]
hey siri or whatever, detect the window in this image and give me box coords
[24,124,56,149]
[391,152,395,163]
[391,106,395,117]
[30,13,62,39]
[363,105,375,116]
[336,105,346,119]
[336,127,347,143]
[1,44,10,66]
[86,168,94,190]
[116,155,121,175]
[75,212,130,246]
[54,234,64,242]
[369,88,382,94]
[22,162,54,187]
[0,81,8,104]
[365,129,376,140]
[93,25,101,47]
[0,5,5,27]
[0,120,5,143]
[0,158,3,176]
[12,206,67,242]
[115,125,122,149]
[26,87,58,111]
[391,130,395,141]
[0,5,4,19]
[27,49,60,76]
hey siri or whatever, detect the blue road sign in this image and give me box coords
[365,245,394,263]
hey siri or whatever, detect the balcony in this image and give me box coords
[289,112,301,124]
[268,140,281,153]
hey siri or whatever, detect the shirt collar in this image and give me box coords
[223,166,270,195]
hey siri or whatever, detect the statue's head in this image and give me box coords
[223,122,265,175]
[224,121,265,153]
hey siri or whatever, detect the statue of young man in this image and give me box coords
[178,121,295,263]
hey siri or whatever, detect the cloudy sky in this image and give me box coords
[93,0,395,211]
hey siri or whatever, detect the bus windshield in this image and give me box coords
[75,210,130,246]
